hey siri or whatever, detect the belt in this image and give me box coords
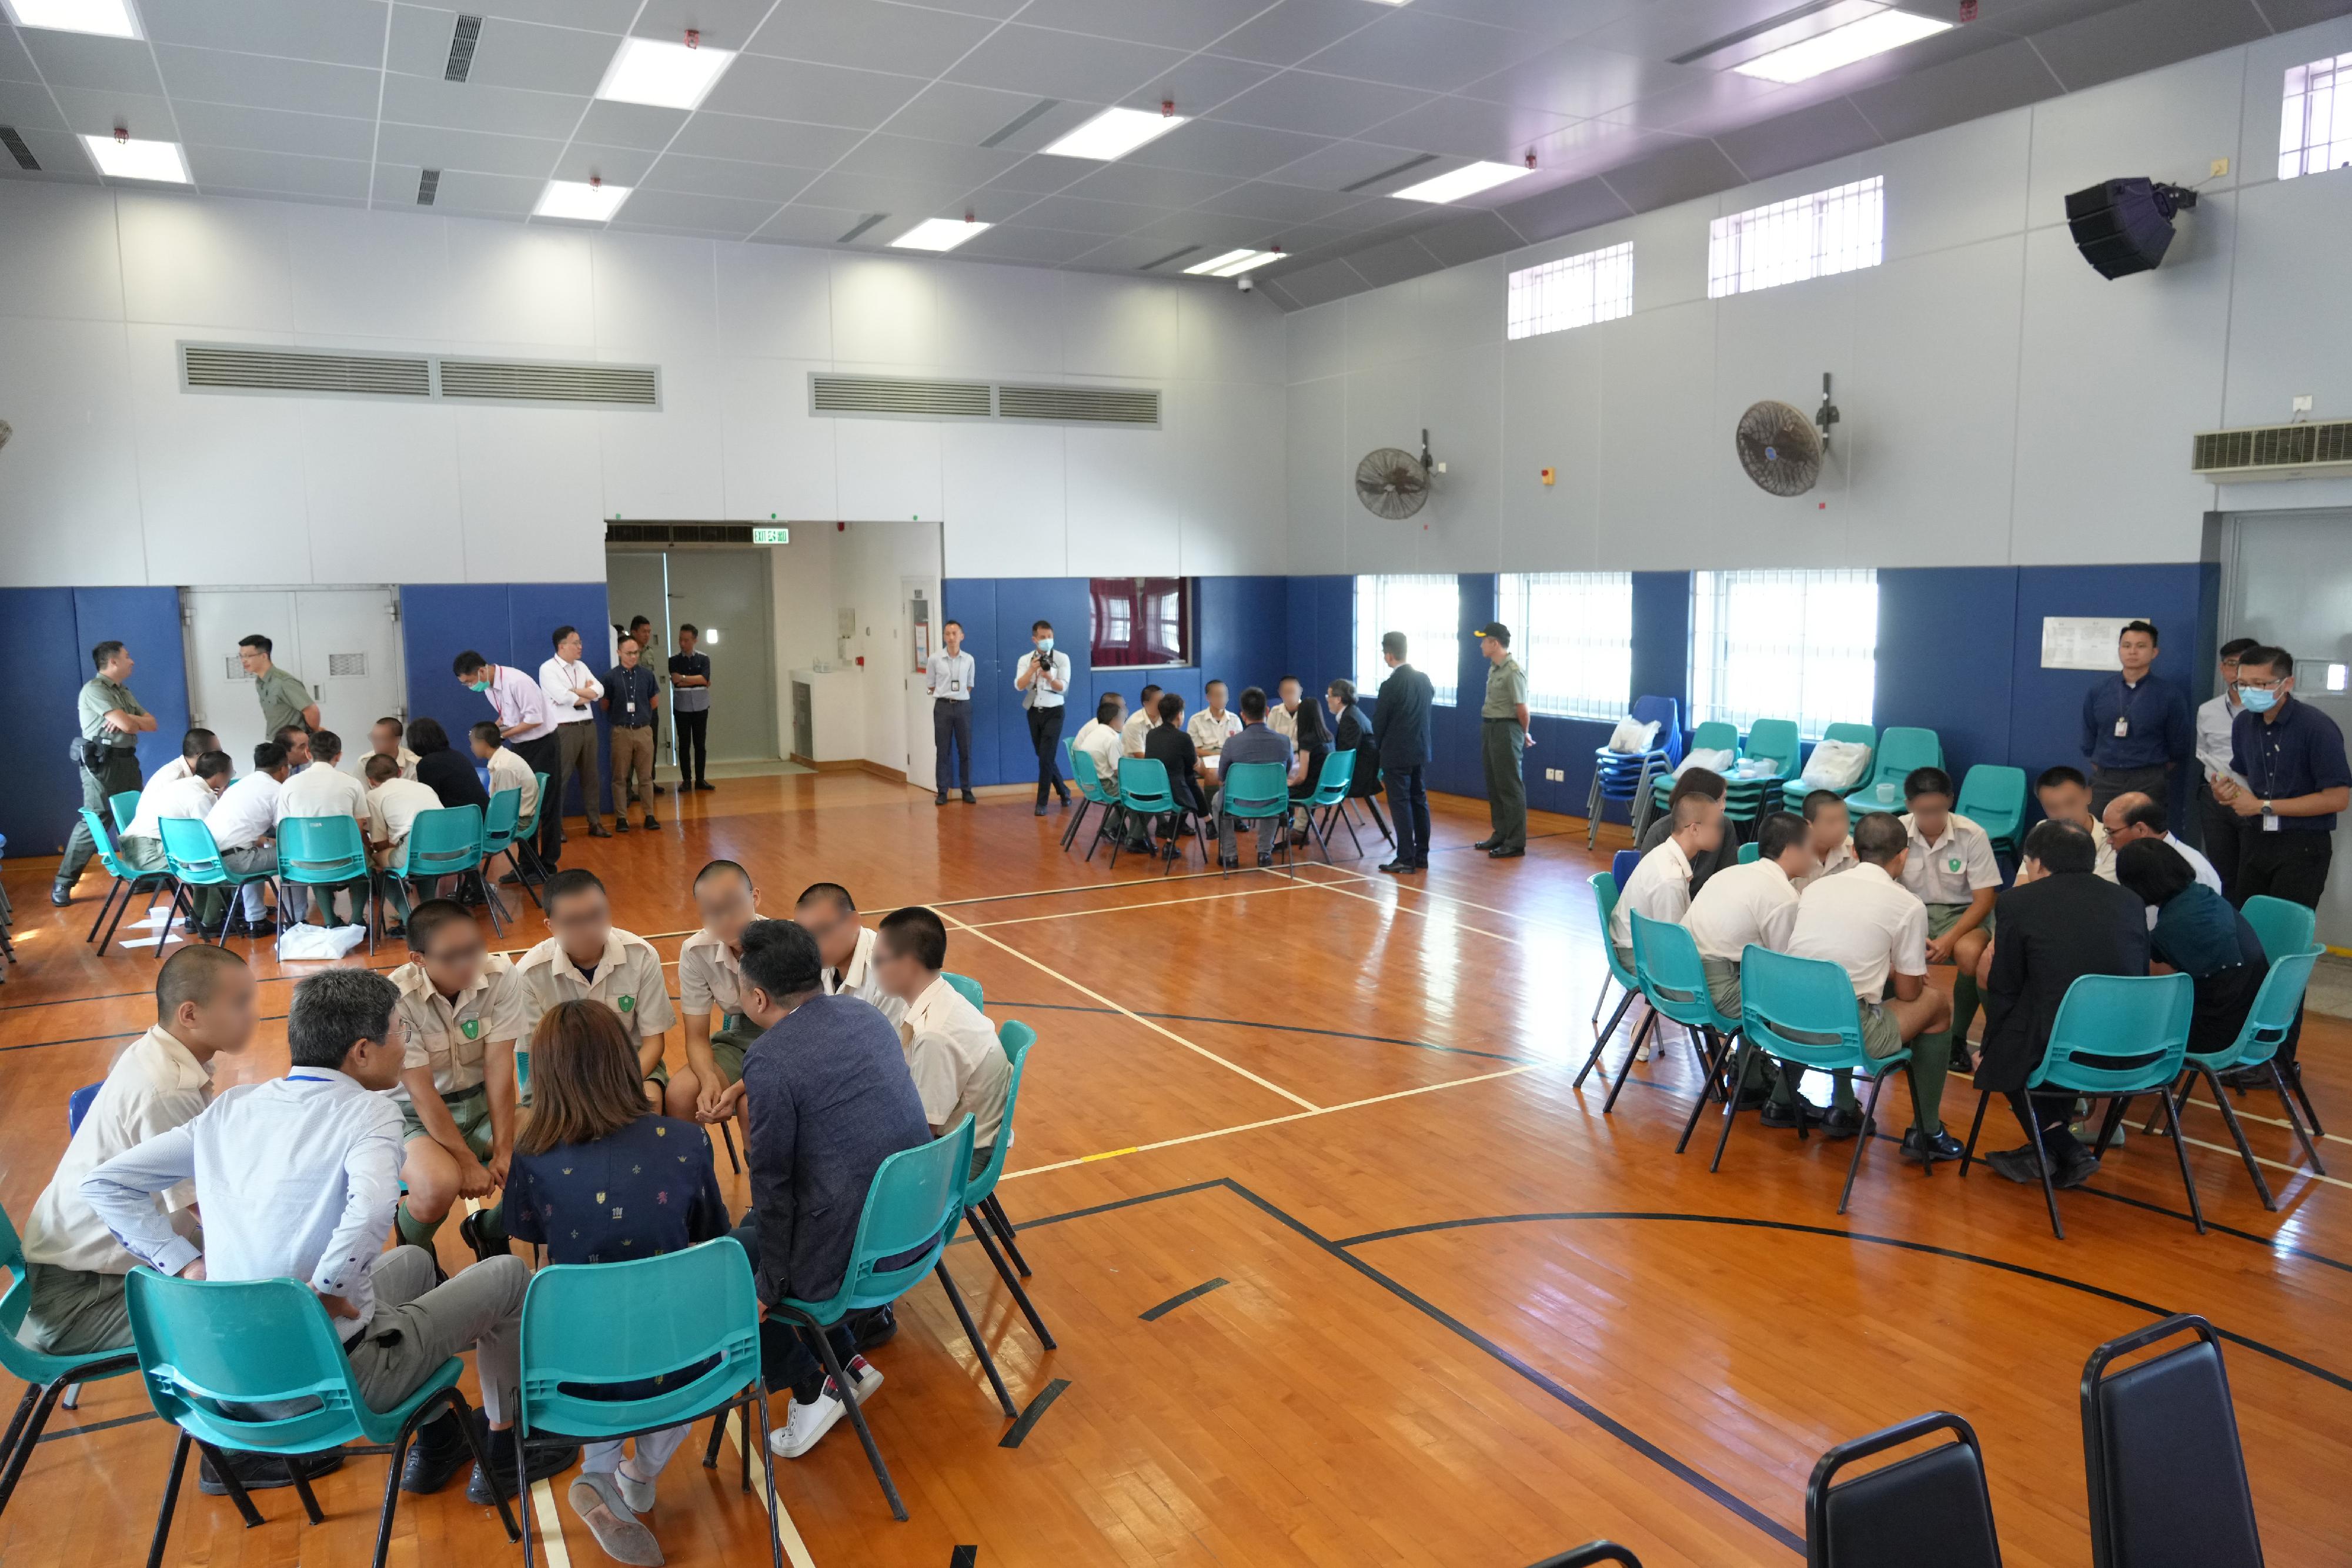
[934,695,969,703]
[559,717,593,726]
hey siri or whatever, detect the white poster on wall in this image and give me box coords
[2040,616,2138,671]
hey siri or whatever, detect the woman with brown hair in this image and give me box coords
[503,1000,730,1567]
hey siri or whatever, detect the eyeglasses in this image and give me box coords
[2239,676,2286,690]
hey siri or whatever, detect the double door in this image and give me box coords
[182,587,406,764]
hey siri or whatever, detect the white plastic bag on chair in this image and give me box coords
[1606,717,1661,754]
[278,922,368,961]
[1799,738,1871,791]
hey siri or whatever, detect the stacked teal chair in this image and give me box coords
[1843,727,1942,817]
[1586,696,1682,848]
[770,1116,1018,1520]
[1215,761,1297,878]
[384,805,496,935]
[1958,973,2197,1238]
[1725,945,1917,1214]
[1061,743,1122,860]
[78,805,176,957]
[276,815,375,955]
[1575,872,1655,1090]
[958,1020,1053,1351]
[0,1202,145,1525]
[1782,723,1877,812]
[1646,720,1741,833]
[125,1268,519,1568]
[1725,719,1802,830]
[1624,912,1743,1144]
[2238,895,2325,1134]
[943,972,985,1011]
[1112,756,1208,875]
[156,816,278,954]
[1299,748,1364,861]
[517,1240,782,1568]
[2144,950,2326,1207]
[1953,765,2027,858]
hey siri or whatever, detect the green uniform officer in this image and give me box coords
[55,640,157,905]
[1472,621,1532,859]
[237,633,319,737]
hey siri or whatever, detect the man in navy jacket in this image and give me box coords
[1372,631,1435,874]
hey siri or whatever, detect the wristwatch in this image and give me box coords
[2260,799,2276,817]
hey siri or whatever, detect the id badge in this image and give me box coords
[2113,717,2129,738]
[626,700,636,714]
[2265,813,2281,833]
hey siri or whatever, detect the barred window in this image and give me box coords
[2281,53,2352,179]
[1689,569,1877,738]
[1354,575,1459,707]
[1506,243,1633,340]
[1496,573,1632,719]
[1708,176,1883,299]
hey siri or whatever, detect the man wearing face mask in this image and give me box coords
[453,651,560,873]
[2217,645,2351,916]
[1013,618,1072,817]
[2194,637,2259,900]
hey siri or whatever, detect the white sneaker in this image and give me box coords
[1635,1039,1654,1062]
[844,1355,884,1405]
[769,1389,846,1459]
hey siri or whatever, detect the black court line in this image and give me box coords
[1137,1278,1227,1321]
[991,999,1528,1064]
[998,1379,1070,1449]
[1,1029,143,1055]
[35,1410,156,1444]
[949,1546,978,1567]
[1329,1210,2352,1397]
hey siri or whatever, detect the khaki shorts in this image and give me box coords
[1924,902,1993,942]
[1857,998,1906,1061]
[709,1015,757,1087]
[1700,956,1742,1021]
[399,1085,494,1156]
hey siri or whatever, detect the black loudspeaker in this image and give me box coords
[2064,178,2197,279]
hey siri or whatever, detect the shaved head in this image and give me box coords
[156,944,248,1021]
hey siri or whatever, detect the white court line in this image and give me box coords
[529,1476,573,1568]
[936,910,1321,1112]
[2169,1129,2352,1191]
[2174,1091,2352,1149]
[998,1062,1546,1181]
[727,1409,819,1568]
[1297,870,1525,946]
[963,880,1321,930]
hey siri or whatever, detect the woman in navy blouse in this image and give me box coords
[506,1000,730,1567]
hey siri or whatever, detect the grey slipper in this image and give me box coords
[569,1474,664,1566]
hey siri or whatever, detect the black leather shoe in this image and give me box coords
[466,1422,580,1505]
[694,781,714,791]
[643,814,659,830]
[1378,860,1413,874]
[1983,1146,2046,1185]
[456,1209,506,1265]
[586,824,613,838]
[851,1304,897,1352]
[936,792,949,805]
[1819,1107,1875,1141]
[400,1413,473,1495]
[1488,846,1525,859]
[202,1445,345,1496]
[49,883,72,907]
[1033,803,1048,817]
[961,790,977,804]
[2053,1148,2103,1189]
[1759,1100,1818,1130]
[1471,837,1498,851]
[1901,1128,1965,1165]
[612,820,631,834]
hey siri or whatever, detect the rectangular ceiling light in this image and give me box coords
[4,0,142,38]
[1391,159,1531,203]
[1182,248,1284,277]
[80,133,188,183]
[890,216,992,252]
[1042,105,1188,161]
[1733,6,1951,83]
[535,178,632,222]
[596,35,737,110]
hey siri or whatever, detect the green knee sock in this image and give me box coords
[1950,971,1982,1049]
[395,1200,445,1250]
[1906,1030,1954,1137]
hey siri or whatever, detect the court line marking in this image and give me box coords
[726,1409,820,1568]
[530,1477,574,1568]
[2168,1129,2352,1191]
[997,1378,1071,1449]
[997,1062,1545,1180]
[1137,1278,1227,1321]
[1294,871,1525,946]
[989,998,1527,1063]
[1310,861,1586,939]
[961,881,1323,929]
[936,910,1321,1112]
[2175,1091,2351,1148]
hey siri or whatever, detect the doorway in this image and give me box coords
[182,586,406,764]
[2219,507,2352,945]
[606,547,782,771]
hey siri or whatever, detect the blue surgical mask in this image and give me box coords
[1035,638,1053,656]
[2241,687,2280,713]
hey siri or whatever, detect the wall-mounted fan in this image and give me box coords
[1735,375,1840,497]
[1355,428,1436,519]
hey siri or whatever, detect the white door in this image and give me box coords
[182,587,405,764]
[903,576,938,785]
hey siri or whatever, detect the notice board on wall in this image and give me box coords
[2039,616,2138,670]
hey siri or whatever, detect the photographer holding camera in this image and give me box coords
[1013,618,1073,817]
[54,640,158,906]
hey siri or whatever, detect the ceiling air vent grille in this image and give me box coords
[997,383,1161,426]
[810,374,993,419]
[183,345,431,397]
[2193,420,2352,481]
[439,359,659,406]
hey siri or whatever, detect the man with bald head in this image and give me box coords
[15,946,256,1356]
[2102,791,2220,927]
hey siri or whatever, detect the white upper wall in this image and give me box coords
[1284,15,2352,575]
[0,185,1288,588]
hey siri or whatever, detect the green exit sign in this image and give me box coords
[753,526,790,544]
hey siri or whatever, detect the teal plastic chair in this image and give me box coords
[386,805,497,935]
[109,790,142,836]
[1737,841,1760,865]
[1575,872,1651,1090]
[499,770,553,906]
[1112,756,1208,875]
[1623,912,1746,1149]
[2240,895,2316,965]
[1301,749,1364,861]
[1061,740,1122,860]
[156,815,276,955]
[516,1240,781,1568]
[1843,727,1942,817]
[1727,945,1916,1213]
[2145,950,2326,1208]
[1782,723,1877,813]
[479,787,522,922]
[78,805,176,957]
[943,971,984,1011]
[1953,765,2027,857]
[1648,720,1742,827]
[276,815,375,955]
[124,1268,518,1568]
[770,1115,1017,1520]
[1959,972,2196,1238]
[958,1021,1053,1351]
[1217,760,1295,879]
[0,1201,146,1524]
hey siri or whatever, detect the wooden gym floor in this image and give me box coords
[3,774,2349,1567]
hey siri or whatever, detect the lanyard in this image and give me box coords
[288,1074,335,1082]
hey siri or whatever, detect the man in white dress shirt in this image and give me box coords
[1014,618,1072,817]
[82,967,572,1504]
[120,750,231,873]
[148,728,218,789]
[1684,810,1815,1104]
[1188,680,1242,757]
[1071,693,1125,787]
[276,729,371,927]
[926,618,978,807]
[1610,793,1723,974]
[796,881,903,1026]
[2193,636,2256,900]
[201,740,293,935]
[873,907,1010,1178]
[456,651,559,872]
[540,626,609,840]
[362,716,422,782]
[1120,684,1162,758]
[2104,791,2222,927]
[1267,676,1304,741]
